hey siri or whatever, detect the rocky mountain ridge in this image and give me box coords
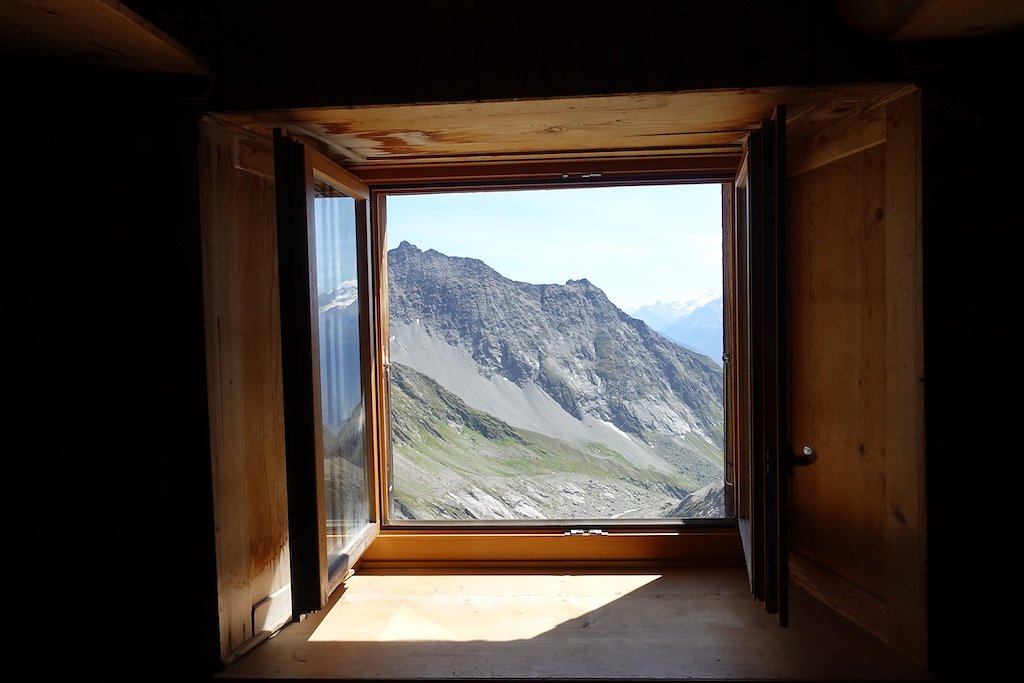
[388,241,723,442]
[384,240,727,520]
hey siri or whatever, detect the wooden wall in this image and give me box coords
[197,89,929,668]
[786,91,926,667]
[199,118,291,662]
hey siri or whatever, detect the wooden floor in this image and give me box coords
[217,566,931,681]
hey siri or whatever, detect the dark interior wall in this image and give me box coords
[3,58,221,679]
[911,35,1020,682]
[125,0,903,110]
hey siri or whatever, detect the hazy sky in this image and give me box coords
[385,183,724,312]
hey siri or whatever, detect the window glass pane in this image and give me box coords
[385,184,725,522]
[313,179,371,566]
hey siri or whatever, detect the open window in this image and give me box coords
[375,181,729,526]
[204,84,924,668]
[271,113,788,614]
[270,124,782,602]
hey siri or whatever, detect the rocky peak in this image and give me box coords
[388,243,723,444]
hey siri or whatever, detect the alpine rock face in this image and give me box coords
[384,241,726,520]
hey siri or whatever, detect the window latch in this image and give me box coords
[565,528,608,536]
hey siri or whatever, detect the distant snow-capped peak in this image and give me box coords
[320,279,359,312]
[628,289,720,324]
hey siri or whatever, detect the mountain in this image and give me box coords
[388,361,697,520]
[631,295,723,363]
[386,240,725,520]
[631,295,712,330]
[662,297,723,364]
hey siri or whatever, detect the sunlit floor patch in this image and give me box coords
[308,572,662,642]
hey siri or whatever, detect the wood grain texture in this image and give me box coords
[234,136,275,180]
[787,105,887,178]
[0,0,208,73]
[309,147,369,199]
[358,529,744,568]
[788,144,889,599]
[787,94,927,669]
[218,84,910,167]
[217,567,928,681]
[200,119,291,663]
[790,551,887,643]
[882,90,927,669]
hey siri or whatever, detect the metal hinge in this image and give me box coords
[565,528,608,536]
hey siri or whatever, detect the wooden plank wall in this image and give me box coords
[199,119,291,662]
[786,91,926,668]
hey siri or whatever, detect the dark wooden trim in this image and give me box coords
[757,119,778,616]
[775,105,791,628]
[733,109,789,625]
[351,155,741,187]
[764,106,789,626]
[274,129,329,616]
[743,108,790,624]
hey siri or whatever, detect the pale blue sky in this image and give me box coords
[385,183,723,312]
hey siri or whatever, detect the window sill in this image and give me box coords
[358,525,743,569]
[215,564,931,681]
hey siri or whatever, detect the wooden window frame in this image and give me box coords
[355,160,750,568]
[275,130,384,613]
[274,135,782,589]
